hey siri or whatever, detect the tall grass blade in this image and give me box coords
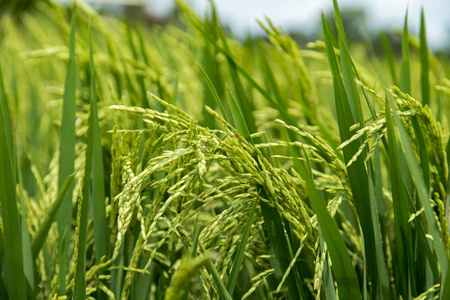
[180,224,202,300]
[17,157,35,289]
[380,31,397,85]
[385,98,413,298]
[198,64,229,122]
[387,95,448,285]
[367,162,391,299]
[333,16,364,126]
[259,198,302,299]
[226,198,258,296]
[442,266,450,299]
[57,3,77,294]
[400,11,411,94]
[88,19,108,268]
[226,86,252,143]
[198,241,232,300]
[420,9,430,106]
[323,13,378,296]
[74,22,97,300]
[292,147,361,299]
[0,62,27,300]
[31,174,75,259]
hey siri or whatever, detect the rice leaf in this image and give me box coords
[198,241,232,300]
[226,198,258,296]
[57,3,77,294]
[385,97,413,298]
[367,161,392,299]
[333,8,364,126]
[180,224,202,300]
[411,116,431,192]
[74,22,96,300]
[442,267,450,299]
[0,62,27,300]
[31,174,75,259]
[380,31,397,85]
[420,9,430,107]
[400,11,411,94]
[226,86,252,144]
[387,95,448,285]
[88,19,108,268]
[16,153,34,289]
[198,64,229,122]
[201,43,220,128]
[258,198,303,299]
[323,13,378,296]
[292,146,361,300]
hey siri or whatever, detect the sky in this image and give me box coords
[148,0,450,50]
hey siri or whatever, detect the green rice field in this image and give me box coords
[0,0,450,299]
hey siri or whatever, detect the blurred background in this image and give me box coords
[52,0,450,52]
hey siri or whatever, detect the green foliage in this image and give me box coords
[0,0,449,299]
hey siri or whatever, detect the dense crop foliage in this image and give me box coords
[0,0,450,299]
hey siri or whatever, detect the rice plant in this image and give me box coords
[0,0,449,299]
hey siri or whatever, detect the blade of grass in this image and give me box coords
[400,11,410,94]
[88,19,108,268]
[323,13,378,296]
[322,250,337,300]
[73,157,90,300]
[57,3,77,294]
[259,197,303,299]
[442,262,450,299]
[17,151,35,289]
[380,31,398,85]
[367,161,392,299]
[74,22,97,300]
[420,9,430,107]
[111,244,125,299]
[181,224,202,300]
[226,86,252,143]
[385,98,413,298]
[0,275,7,300]
[201,21,221,128]
[198,64,229,122]
[291,146,361,300]
[333,15,364,127]
[226,198,258,296]
[0,62,27,300]
[31,174,75,259]
[331,0,380,128]
[198,241,232,300]
[387,95,448,285]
